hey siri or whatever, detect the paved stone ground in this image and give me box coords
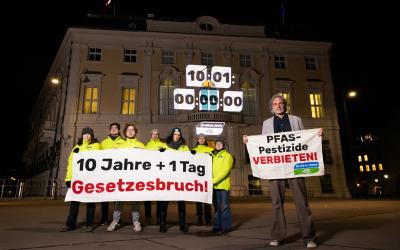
[0,198,399,249]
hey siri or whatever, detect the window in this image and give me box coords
[83,87,98,114]
[239,55,252,67]
[201,52,213,66]
[241,81,256,116]
[248,175,263,195]
[278,92,291,114]
[159,79,176,115]
[88,48,102,61]
[305,57,317,70]
[322,140,333,164]
[161,50,175,64]
[200,23,214,31]
[320,174,335,193]
[366,165,370,171]
[358,155,362,162]
[379,163,383,170]
[364,155,368,161]
[309,93,323,118]
[121,88,135,115]
[124,49,137,63]
[359,165,364,172]
[372,164,376,171]
[274,56,286,69]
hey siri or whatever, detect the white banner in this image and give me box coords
[65,148,213,203]
[246,128,324,179]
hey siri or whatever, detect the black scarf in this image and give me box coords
[109,134,119,140]
[168,140,183,150]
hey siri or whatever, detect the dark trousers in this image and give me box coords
[101,202,109,223]
[269,178,316,243]
[158,201,186,222]
[196,202,212,222]
[65,201,95,227]
[145,201,160,219]
[213,190,232,231]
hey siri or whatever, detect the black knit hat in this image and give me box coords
[171,127,182,135]
[81,127,94,138]
[215,137,225,145]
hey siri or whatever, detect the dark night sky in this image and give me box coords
[3,0,398,177]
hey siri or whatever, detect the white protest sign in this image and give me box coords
[246,128,324,179]
[65,148,212,203]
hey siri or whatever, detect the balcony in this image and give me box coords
[186,112,242,123]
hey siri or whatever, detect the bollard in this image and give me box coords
[50,181,57,200]
[0,180,4,199]
[17,182,24,199]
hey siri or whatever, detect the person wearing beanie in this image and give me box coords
[144,129,166,225]
[211,138,233,235]
[158,127,189,233]
[100,122,125,226]
[192,134,214,226]
[60,127,101,233]
[107,124,145,233]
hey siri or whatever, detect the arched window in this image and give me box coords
[159,79,176,115]
[241,81,256,116]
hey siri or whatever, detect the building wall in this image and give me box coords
[26,17,350,198]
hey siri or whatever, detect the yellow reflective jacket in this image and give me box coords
[101,135,125,149]
[192,144,214,154]
[121,138,145,149]
[65,140,101,181]
[166,144,189,151]
[145,139,167,150]
[212,149,233,190]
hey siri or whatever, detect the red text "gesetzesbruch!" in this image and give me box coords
[72,178,208,194]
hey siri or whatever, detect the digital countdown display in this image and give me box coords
[174,88,243,112]
[174,65,243,112]
[185,65,232,88]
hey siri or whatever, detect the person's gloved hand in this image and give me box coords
[73,148,80,153]
[159,148,166,152]
[65,181,71,188]
[190,150,197,155]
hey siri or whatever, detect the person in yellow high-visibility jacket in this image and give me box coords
[107,124,145,233]
[100,122,125,226]
[192,134,214,226]
[60,127,101,233]
[211,137,233,234]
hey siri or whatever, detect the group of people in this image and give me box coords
[60,123,233,236]
[60,94,319,248]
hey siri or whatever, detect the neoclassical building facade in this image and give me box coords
[24,16,350,198]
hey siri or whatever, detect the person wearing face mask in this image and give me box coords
[60,127,101,233]
[157,127,189,233]
[211,137,233,235]
[107,124,145,233]
[100,123,125,226]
